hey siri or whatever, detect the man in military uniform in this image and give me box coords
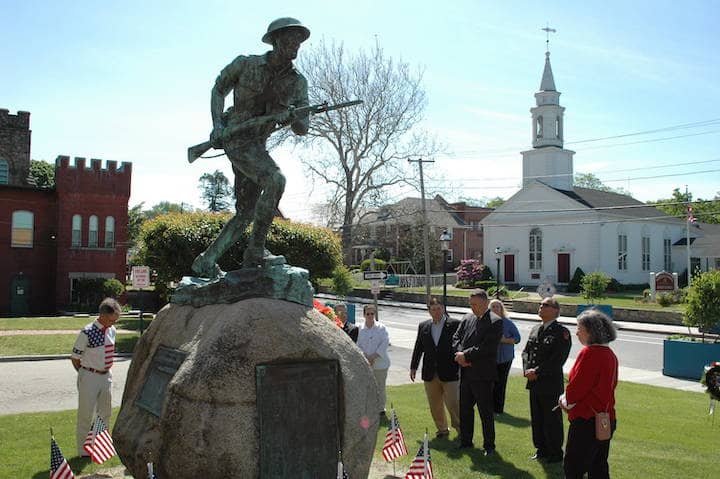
[522,296,572,463]
[192,17,310,277]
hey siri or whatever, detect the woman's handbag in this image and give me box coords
[595,411,612,440]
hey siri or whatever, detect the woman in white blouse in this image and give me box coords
[356,304,391,417]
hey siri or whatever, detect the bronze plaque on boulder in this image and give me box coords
[257,360,339,478]
[136,346,188,417]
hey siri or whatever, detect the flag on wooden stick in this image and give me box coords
[50,435,76,479]
[382,409,408,462]
[83,416,116,464]
[405,433,433,479]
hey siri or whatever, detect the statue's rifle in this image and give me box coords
[187,99,363,163]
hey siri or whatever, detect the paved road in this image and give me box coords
[0,303,702,416]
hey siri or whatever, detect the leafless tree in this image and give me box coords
[296,39,441,259]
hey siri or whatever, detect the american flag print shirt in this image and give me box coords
[71,320,116,371]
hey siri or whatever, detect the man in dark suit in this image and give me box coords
[410,297,461,438]
[522,296,572,463]
[334,303,358,342]
[452,289,503,454]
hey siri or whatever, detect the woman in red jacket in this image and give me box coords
[559,309,618,479]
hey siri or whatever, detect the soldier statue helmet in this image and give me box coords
[261,17,311,44]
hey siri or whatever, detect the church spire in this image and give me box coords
[540,52,557,92]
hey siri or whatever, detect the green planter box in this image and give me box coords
[663,339,720,380]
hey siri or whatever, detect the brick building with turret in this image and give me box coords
[0,108,132,315]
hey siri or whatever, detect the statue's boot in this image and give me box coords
[191,252,225,278]
[242,247,286,269]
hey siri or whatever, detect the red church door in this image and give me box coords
[557,253,570,283]
[504,255,515,283]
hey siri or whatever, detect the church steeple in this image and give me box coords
[521,33,575,191]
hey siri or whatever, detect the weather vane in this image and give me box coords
[541,23,556,52]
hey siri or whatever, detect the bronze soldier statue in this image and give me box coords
[190,17,311,277]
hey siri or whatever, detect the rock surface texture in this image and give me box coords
[114,299,379,478]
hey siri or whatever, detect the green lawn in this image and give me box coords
[378,379,713,478]
[0,316,153,331]
[1,377,713,478]
[518,293,685,312]
[0,334,139,356]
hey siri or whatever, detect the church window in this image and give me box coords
[663,238,672,271]
[617,234,628,270]
[11,210,34,248]
[72,215,82,247]
[0,159,8,184]
[105,217,115,248]
[529,228,542,270]
[641,236,651,271]
[88,215,98,248]
[556,116,562,140]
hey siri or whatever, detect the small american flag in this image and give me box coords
[336,459,348,479]
[405,433,433,479]
[50,436,76,479]
[687,205,697,223]
[83,416,116,464]
[382,409,408,462]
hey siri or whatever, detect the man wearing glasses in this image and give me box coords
[522,297,572,464]
[357,304,390,418]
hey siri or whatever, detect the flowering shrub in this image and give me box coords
[313,299,342,328]
[455,259,494,288]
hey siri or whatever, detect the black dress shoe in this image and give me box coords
[484,448,496,456]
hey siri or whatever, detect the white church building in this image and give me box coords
[482,50,701,288]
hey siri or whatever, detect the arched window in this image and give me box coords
[88,215,98,248]
[0,159,8,184]
[529,227,542,270]
[104,216,115,248]
[11,210,34,248]
[535,116,544,138]
[72,215,82,247]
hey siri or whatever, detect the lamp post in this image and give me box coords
[494,247,502,299]
[440,229,452,311]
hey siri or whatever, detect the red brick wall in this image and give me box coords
[53,156,131,309]
[0,186,58,314]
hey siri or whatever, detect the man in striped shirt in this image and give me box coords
[70,298,120,456]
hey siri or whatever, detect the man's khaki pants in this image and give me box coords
[373,368,389,413]
[76,368,112,455]
[423,375,460,434]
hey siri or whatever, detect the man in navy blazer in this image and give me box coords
[452,289,503,454]
[410,297,461,438]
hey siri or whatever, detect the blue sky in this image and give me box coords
[3,0,718,222]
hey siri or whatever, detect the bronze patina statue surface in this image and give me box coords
[192,17,311,277]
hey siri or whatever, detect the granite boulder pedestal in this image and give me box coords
[114,297,379,478]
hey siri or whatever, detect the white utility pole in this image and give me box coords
[409,157,434,300]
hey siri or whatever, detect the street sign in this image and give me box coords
[370,280,381,295]
[363,270,388,281]
[132,266,151,289]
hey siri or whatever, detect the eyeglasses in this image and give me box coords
[365,312,376,316]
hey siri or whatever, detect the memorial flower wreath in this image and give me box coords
[313,299,343,328]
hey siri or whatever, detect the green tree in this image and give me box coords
[684,270,720,339]
[574,173,630,195]
[649,188,720,224]
[146,201,190,219]
[198,170,232,212]
[485,197,506,208]
[137,212,342,299]
[127,203,145,251]
[29,159,55,188]
[581,272,611,303]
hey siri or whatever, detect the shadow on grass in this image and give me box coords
[496,412,531,428]
[32,456,93,479]
[428,437,537,478]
